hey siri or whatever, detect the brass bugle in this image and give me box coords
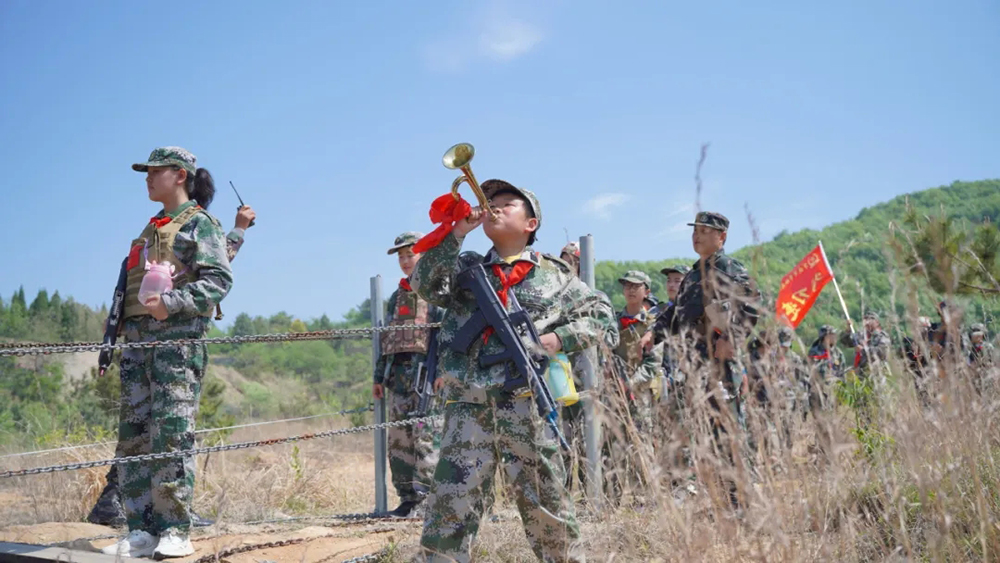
[442,143,499,221]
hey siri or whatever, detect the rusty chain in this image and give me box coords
[0,323,442,357]
[0,415,441,479]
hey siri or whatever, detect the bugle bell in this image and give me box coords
[442,143,499,221]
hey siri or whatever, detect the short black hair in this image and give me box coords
[490,187,537,246]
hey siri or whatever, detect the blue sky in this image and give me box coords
[1,0,997,327]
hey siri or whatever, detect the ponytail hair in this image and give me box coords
[184,167,215,209]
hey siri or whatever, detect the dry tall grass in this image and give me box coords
[2,327,998,561]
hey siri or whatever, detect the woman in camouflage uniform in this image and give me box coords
[102,147,233,560]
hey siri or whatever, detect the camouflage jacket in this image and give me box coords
[808,342,846,380]
[654,249,761,353]
[411,232,618,404]
[839,329,891,372]
[748,348,808,405]
[155,201,234,318]
[373,286,445,385]
[614,308,663,389]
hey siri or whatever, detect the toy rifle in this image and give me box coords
[409,327,440,417]
[449,264,569,451]
[98,257,128,376]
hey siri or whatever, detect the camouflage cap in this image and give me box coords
[132,146,197,176]
[482,179,542,235]
[618,270,651,287]
[970,323,987,335]
[560,241,580,258]
[863,311,880,321]
[661,264,691,277]
[818,324,838,338]
[387,231,424,255]
[687,211,729,231]
[644,294,660,307]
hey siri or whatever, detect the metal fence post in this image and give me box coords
[578,234,603,509]
[370,276,388,514]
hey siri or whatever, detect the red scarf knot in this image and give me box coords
[482,261,535,343]
[620,316,641,330]
[149,216,172,228]
[399,278,412,292]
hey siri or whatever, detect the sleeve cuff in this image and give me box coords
[554,326,579,354]
[228,228,245,241]
[160,291,184,315]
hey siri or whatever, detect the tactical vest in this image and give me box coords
[616,313,652,372]
[123,205,208,319]
[380,289,431,356]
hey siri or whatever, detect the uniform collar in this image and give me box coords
[483,246,540,267]
[154,200,199,220]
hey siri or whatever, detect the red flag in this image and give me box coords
[776,243,834,328]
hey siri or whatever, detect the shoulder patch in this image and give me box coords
[540,253,572,274]
[194,208,223,229]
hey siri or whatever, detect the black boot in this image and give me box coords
[86,467,126,527]
[190,510,215,528]
[388,500,420,518]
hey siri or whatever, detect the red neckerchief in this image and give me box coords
[398,278,414,316]
[150,205,200,229]
[853,331,867,368]
[620,316,642,330]
[482,261,535,343]
[811,350,830,361]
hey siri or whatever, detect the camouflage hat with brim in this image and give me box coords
[970,323,987,335]
[818,324,838,338]
[387,231,424,255]
[863,312,880,321]
[661,264,691,277]
[561,241,580,258]
[482,179,542,234]
[618,270,651,287]
[687,211,729,231]
[132,146,197,176]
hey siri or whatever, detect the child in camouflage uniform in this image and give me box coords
[412,180,616,563]
[374,232,444,517]
[102,147,233,560]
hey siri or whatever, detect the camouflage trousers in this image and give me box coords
[388,387,442,503]
[419,397,583,563]
[116,316,207,535]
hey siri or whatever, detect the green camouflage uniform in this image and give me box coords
[117,148,233,536]
[91,225,245,527]
[653,212,760,507]
[839,316,891,379]
[653,219,760,423]
[807,326,846,411]
[412,184,617,563]
[375,232,445,505]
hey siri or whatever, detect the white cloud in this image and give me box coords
[420,3,544,72]
[583,193,630,220]
[479,18,543,61]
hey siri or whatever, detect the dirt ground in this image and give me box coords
[0,520,420,562]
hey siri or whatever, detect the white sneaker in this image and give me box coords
[101,530,157,558]
[153,529,195,560]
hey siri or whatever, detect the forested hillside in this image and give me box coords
[596,179,1000,342]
